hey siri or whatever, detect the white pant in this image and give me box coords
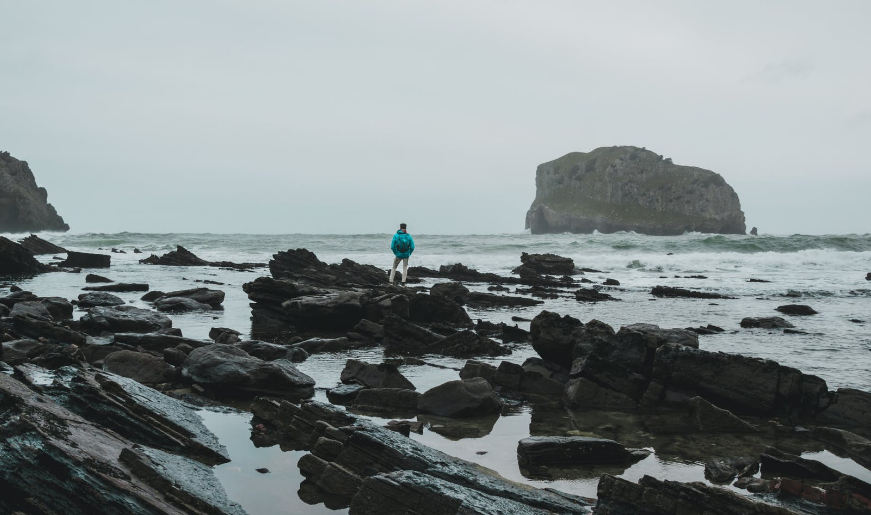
[390,257,409,283]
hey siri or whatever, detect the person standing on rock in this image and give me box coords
[389,223,415,285]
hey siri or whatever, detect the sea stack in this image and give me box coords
[0,151,69,233]
[525,146,746,236]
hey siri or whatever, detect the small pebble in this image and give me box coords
[256,468,270,474]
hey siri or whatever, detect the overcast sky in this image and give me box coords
[2,0,869,235]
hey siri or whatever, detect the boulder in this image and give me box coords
[9,300,53,320]
[8,314,87,345]
[530,311,617,369]
[353,319,384,341]
[408,293,472,326]
[517,436,646,468]
[103,350,178,384]
[525,146,746,236]
[18,234,67,254]
[82,282,149,292]
[161,287,225,307]
[817,388,871,432]
[85,273,113,283]
[139,245,210,266]
[141,290,166,302]
[464,291,543,308]
[340,359,415,390]
[182,344,315,399]
[430,281,469,304]
[209,326,241,342]
[740,316,794,329]
[575,287,618,302]
[512,252,576,275]
[0,236,51,274]
[0,289,39,308]
[428,330,509,358]
[113,333,212,352]
[810,427,871,469]
[1,338,48,363]
[326,383,364,405]
[760,447,842,481]
[79,306,173,334]
[776,304,818,316]
[867,273,870,281]
[154,296,213,312]
[77,291,125,307]
[651,285,734,299]
[0,152,69,232]
[39,297,73,320]
[292,337,361,354]
[269,248,387,287]
[418,378,502,418]
[162,347,187,366]
[382,315,442,355]
[58,251,110,268]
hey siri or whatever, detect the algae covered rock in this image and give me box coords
[525,146,745,235]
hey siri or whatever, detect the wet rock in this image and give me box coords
[113,332,212,352]
[85,273,113,283]
[429,330,509,358]
[80,305,173,334]
[603,278,620,286]
[430,281,469,304]
[163,347,187,366]
[327,383,364,405]
[530,311,617,369]
[162,287,225,307]
[258,399,590,514]
[58,250,111,268]
[140,290,165,302]
[340,359,415,390]
[39,296,73,320]
[704,456,759,483]
[1,338,49,363]
[465,290,544,308]
[382,315,442,355]
[817,388,871,433]
[209,326,241,342]
[761,447,842,481]
[418,378,502,418]
[573,287,617,302]
[140,245,263,270]
[408,293,472,327]
[269,248,387,287]
[0,289,39,308]
[77,291,125,307]
[810,427,871,469]
[8,314,87,345]
[624,323,699,348]
[651,285,735,299]
[461,360,565,396]
[740,316,795,329]
[0,369,238,514]
[687,396,759,432]
[18,234,67,254]
[82,282,149,292]
[353,319,384,341]
[235,340,308,362]
[776,304,819,316]
[517,436,647,468]
[0,236,51,274]
[182,344,315,399]
[867,273,871,281]
[154,296,213,312]
[9,300,53,320]
[353,388,421,413]
[512,252,576,275]
[103,350,178,384]
[595,474,793,515]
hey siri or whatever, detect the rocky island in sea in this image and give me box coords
[525,146,746,235]
[2,232,871,515]
[0,151,69,233]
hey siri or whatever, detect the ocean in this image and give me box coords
[4,230,871,513]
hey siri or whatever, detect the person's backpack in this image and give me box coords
[396,233,411,253]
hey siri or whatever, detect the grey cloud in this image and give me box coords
[750,58,815,82]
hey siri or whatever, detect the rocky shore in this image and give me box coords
[2,238,870,515]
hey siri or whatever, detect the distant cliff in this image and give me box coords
[525,146,745,236]
[0,151,69,233]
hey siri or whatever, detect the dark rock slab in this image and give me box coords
[291,337,363,354]
[155,296,213,312]
[162,287,225,307]
[575,287,618,302]
[9,300,52,320]
[353,388,421,413]
[327,383,364,405]
[39,296,73,320]
[382,314,442,355]
[103,350,178,384]
[82,282,149,292]
[341,359,415,390]
[1,338,48,363]
[430,281,469,304]
[513,252,576,275]
[651,285,735,299]
[113,332,212,352]
[59,250,111,268]
[80,305,173,334]
[741,316,795,329]
[182,344,314,399]
[428,330,510,358]
[18,234,67,254]
[8,314,87,345]
[761,446,842,481]
[408,292,472,327]
[687,396,759,432]
[418,378,502,417]
[269,248,386,287]
[517,436,646,468]
[85,273,113,283]
[810,427,871,469]
[77,291,125,307]
[140,245,263,270]
[235,340,308,362]
[776,304,819,316]
[466,290,544,308]
[0,236,51,275]
[595,474,796,515]
[817,388,871,434]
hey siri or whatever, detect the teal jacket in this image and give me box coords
[391,230,415,259]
